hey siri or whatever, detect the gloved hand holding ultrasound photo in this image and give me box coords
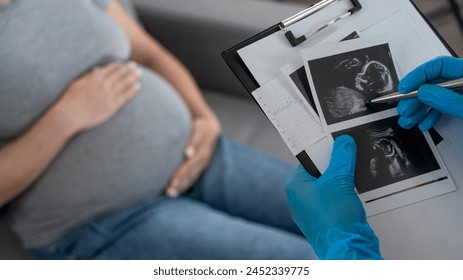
[299,37,456,214]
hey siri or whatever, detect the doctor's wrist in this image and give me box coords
[317,223,382,260]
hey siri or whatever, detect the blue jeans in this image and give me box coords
[30,137,316,259]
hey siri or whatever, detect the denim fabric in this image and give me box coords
[30,137,317,260]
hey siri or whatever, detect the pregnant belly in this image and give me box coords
[10,69,191,241]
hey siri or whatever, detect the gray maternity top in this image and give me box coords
[0,0,191,247]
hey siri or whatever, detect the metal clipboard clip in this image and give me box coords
[280,0,362,47]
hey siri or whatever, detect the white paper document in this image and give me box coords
[251,76,325,155]
[360,9,440,77]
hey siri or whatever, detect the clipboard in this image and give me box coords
[221,0,456,178]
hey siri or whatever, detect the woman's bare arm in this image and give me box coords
[0,63,141,206]
[0,107,76,206]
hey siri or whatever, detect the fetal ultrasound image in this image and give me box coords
[332,116,441,194]
[308,43,399,125]
[369,126,412,179]
[289,32,360,116]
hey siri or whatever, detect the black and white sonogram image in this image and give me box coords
[308,43,399,125]
[332,116,441,194]
[289,32,360,116]
[369,126,412,179]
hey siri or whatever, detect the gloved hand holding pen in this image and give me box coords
[285,135,382,260]
[397,56,463,131]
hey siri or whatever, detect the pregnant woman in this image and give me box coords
[0,0,316,259]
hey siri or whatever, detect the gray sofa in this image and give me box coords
[0,0,308,259]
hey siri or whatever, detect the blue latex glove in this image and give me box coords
[285,135,382,260]
[398,56,463,131]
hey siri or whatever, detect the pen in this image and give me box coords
[370,77,463,104]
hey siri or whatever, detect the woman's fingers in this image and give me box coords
[166,158,203,198]
[165,145,209,197]
[115,82,140,107]
[105,62,138,88]
[184,123,204,159]
[98,63,123,77]
[103,62,142,107]
[113,66,142,94]
[164,118,220,198]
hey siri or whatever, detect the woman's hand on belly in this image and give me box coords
[54,62,142,134]
[165,115,221,197]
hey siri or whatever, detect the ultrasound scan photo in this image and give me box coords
[369,126,412,179]
[332,116,441,194]
[308,43,400,125]
[289,31,360,116]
